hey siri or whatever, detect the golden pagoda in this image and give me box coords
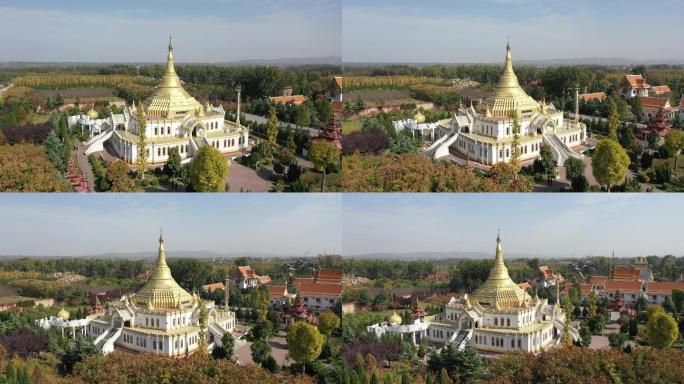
[387,310,403,325]
[133,231,193,309]
[87,108,99,120]
[57,307,70,321]
[470,231,531,308]
[142,35,202,119]
[481,42,541,118]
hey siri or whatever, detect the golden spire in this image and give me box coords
[470,231,531,309]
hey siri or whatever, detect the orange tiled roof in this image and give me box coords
[334,76,343,88]
[625,74,650,89]
[258,276,272,284]
[269,95,306,105]
[538,266,553,278]
[639,97,669,108]
[652,85,671,95]
[604,281,642,292]
[589,276,607,285]
[296,281,342,296]
[238,266,255,278]
[202,282,225,292]
[611,267,640,281]
[579,92,606,102]
[646,282,684,294]
[292,277,314,285]
[268,285,289,298]
[314,268,343,283]
[518,282,531,290]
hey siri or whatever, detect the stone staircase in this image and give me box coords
[84,128,114,155]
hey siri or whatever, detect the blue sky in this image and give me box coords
[0,0,341,62]
[343,0,684,63]
[343,194,684,258]
[0,194,342,257]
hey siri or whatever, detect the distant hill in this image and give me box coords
[0,251,314,260]
[344,251,546,260]
[344,57,684,67]
[0,56,342,68]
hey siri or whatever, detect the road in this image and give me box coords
[235,330,291,367]
[567,113,646,129]
[242,113,320,137]
[0,83,13,97]
[73,141,96,192]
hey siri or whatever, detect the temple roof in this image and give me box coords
[142,35,202,119]
[470,232,531,309]
[133,232,193,310]
[481,43,541,118]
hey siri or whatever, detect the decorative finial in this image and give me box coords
[168,33,173,51]
[159,228,164,243]
[506,36,511,51]
[496,229,501,243]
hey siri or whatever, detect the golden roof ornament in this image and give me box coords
[388,310,402,325]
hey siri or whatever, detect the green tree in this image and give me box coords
[607,98,619,139]
[538,145,556,184]
[318,311,341,342]
[6,359,16,383]
[188,145,228,192]
[135,104,147,180]
[510,110,522,178]
[564,157,585,181]
[401,371,412,384]
[106,160,134,192]
[592,138,630,191]
[579,324,592,347]
[294,104,311,128]
[266,106,279,155]
[165,147,182,178]
[630,97,643,122]
[250,338,272,366]
[198,299,208,352]
[664,130,684,172]
[212,333,235,360]
[309,141,340,192]
[647,306,679,349]
[287,321,324,375]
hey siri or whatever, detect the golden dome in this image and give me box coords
[387,310,402,325]
[142,35,202,119]
[57,307,70,321]
[87,108,99,120]
[133,232,193,309]
[481,42,540,118]
[470,232,531,309]
[414,111,426,123]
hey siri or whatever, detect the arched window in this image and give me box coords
[494,318,498,326]
[507,318,510,327]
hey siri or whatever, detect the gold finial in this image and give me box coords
[168,33,173,51]
[506,37,511,52]
[496,229,501,243]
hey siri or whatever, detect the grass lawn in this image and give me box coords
[29,114,50,124]
[342,120,362,135]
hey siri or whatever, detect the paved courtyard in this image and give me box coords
[227,160,271,192]
[235,330,291,367]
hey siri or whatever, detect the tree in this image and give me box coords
[592,138,630,191]
[608,332,628,349]
[564,157,584,181]
[188,145,228,192]
[647,305,679,349]
[135,104,147,180]
[0,129,6,146]
[212,333,235,360]
[250,338,272,366]
[309,141,340,192]
[510,110,522,178]
[106,160,134,192]
[198,300,208,352]
[287,321,324,374]
[630,97,643,122]
[628,317,638,338]
[0,144,70,192]
[664,130,684,172]
[294,104,311,128]
[607,98,619,139]
[318,311,341,342]
[538,144,556,184]
[579,324,592,347]
[266,106,279,155]
[401,371,412,384]
[165,147,182,178]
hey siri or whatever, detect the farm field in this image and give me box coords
[342,119,362,135]
[28,87,117,102]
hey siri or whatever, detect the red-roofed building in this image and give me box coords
[313,268,343,285]
[579,92,607,102]
[589,275,607,290]
[531,266,564,288]
[269,95,307,105]
[294,281,342,311]
[640,109,672,138]
[650,85,672,97]
[313,101,343,151]
[603,281,643,305]
[645,282,684,305]
[639,96,677,120]
[237,266,271,289]
[268,285,294,307]
[620,75,651,98]
[202,282,225,293]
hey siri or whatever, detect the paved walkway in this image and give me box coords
[73,141,96,192]
[235,330,291,367]
[227,160,271,192]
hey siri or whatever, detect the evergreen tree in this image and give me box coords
[266,106,279,156]
[370,371,379,384]
[135,104,147,180]
[510,110,522,178]
[6,359,16,384]
[401,371,412,384]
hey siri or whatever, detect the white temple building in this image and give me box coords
[368,232,578,355]
[70,36,249,166]
[425,43,587,166]
[38,232,236,356]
